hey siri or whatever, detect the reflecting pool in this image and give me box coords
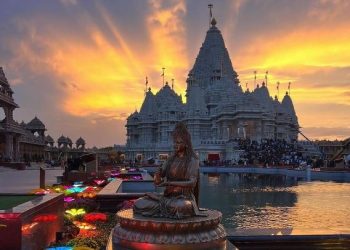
[199,173,350,231]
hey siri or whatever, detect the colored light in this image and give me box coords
[107,177,116,182]
[64,197,75,203]
[65,208,86,217]
[93,179,105,186]
[83,213,107,223]
[65,186,86,194]
[46,247,73,250]
[73,181,84,187]
[73,221,96,230]
[33,214,58,222]
[22,222,39,234]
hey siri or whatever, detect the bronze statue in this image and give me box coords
[133,122,205,219]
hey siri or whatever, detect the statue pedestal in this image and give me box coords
[112,209,227,250]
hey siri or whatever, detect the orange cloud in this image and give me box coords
[146,0,189,93]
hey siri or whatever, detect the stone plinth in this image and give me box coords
[112,209,227,250]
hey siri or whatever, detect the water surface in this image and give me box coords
[199,173,350,231]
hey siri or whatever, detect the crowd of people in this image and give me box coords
[203,139,323,168]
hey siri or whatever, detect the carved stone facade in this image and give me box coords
[126,20,299,162]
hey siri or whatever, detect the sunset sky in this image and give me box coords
[0,0,349,147]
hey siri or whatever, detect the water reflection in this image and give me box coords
[199,173,350,231]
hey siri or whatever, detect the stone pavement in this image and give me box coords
[0,167,64,193]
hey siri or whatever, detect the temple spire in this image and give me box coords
[161,67,165,87]
[254,70,257,86]
[145,76,148,96]
[208,4,213,28]
[265,71,268,87]
[171,78,174,90]
[288,82,291,95]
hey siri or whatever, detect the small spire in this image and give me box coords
[254,70,257,86]
[145,76,148,96]
[171,78,174,90]
[211,18,217,26]
[265,71,268,87]
[288,82,291,95]
[208,4,213,28]
[161,67,165,87]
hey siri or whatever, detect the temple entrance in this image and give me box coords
[207,153,220,166]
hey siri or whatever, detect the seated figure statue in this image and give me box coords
[133,122,205,219]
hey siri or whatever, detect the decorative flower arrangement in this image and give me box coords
[73,221,96,230]
[65,186,87,195]
[64,197,75,203]
[83,213,107,223]
[93,179,105,186]
[77,192,96,199]
[65,208,86,217]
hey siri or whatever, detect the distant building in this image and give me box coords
[125,17,299,162]
[0,67,88,162]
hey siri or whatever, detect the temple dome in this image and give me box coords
[282,92,298,123]
[76,137,86,145]
[57,135,67,144]
[45,135,54,143]
[139,89,157,118]
[155,84,183,111]
[26,116,46,130]
[252,83,274,111]
[282,92,296,115]
[66,137,72,144]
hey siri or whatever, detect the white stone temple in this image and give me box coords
[125,18,298,162]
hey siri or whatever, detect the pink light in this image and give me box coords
[64,197,75,203]
[93,179,105,186]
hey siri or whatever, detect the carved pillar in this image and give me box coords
[13,136,20,161]
[5,133,13,161]
[222,121,229,140]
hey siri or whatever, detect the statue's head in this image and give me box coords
[172,122,195,158]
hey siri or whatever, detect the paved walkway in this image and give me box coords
[0,167,64,193]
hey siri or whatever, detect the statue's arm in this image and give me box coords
[154,160,167,185]
[162,158,199,188]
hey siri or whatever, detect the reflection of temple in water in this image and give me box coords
[199,173,298,229]
[126,16,299,162]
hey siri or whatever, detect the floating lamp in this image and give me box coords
[65,208,86,217]
[107,177,116,182]
[64,197,75,203]
[65,186,86,194]
[77,191,96,199]
[73,221,96,230]
[83,213,107,223]
[93,179,105,186]
[73,181,84,187]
